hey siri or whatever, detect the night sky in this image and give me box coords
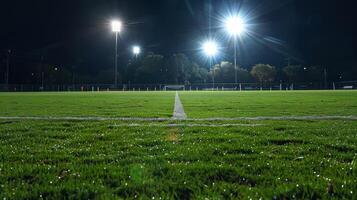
[1,0,357,81]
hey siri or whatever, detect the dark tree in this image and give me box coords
[135,53,165,84]
[283,65,304,82]
[251,64,276,83]
[213,61,251,83]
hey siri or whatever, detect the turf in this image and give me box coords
[1,90,357,199]
[179,91,357,118]
[0,92,175,118]
[0,119,356,199]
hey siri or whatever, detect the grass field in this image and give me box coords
[0,91,357,199]
[0,92,174,118]
[179,91,357,118]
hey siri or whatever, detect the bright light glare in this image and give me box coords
[111,20,122,32]
[203,41,218,57]
[133,46,141,55]
[225,16,246,36]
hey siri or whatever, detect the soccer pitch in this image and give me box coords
[0,91,357,199]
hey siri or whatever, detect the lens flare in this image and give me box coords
[225,16,246,36]
[203,41,218,57]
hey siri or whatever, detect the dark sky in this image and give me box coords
[1,0,357,76]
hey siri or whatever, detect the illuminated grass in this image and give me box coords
[0,92,175,118]
[1,91,357,199]
[0,119,356,199]
[179,91,357,118]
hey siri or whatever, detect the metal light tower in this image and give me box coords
[224,16,246,86]
[203,40,218,90]
[5,49,11,91]
[111,20,122,89]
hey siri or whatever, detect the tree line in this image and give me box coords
[122,52,331,85]
[1,51,343,85]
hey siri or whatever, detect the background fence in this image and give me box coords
[0,81,356,92]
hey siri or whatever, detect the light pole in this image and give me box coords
[111,20,122,89]
[39,55,44,91]
[203,40,218,90]
[5,49,11,91]
[224,16,246,87]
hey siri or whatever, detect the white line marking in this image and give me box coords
[0,116,169,121]
[109,123,264,127]
[0,115,357,121]
[172,91,187,120]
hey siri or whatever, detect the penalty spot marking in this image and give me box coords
[172,91,187,120]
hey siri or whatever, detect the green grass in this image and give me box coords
[0,92,175,118]
[0,119,356,199]
[179,91,357,118]
[2,91,357,119]
[0,91,357,199]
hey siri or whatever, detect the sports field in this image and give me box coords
[1,91,357,199]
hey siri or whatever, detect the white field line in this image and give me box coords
[172,91,187,120]
[193,115,357,121]
[0,116,170,121]
[0,115,357,121]
[109,123,264,127]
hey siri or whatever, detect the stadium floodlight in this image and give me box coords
[111,20,123,88]
[203,40,218,57]
[111,20,122,33]
[224,16,246,87]
[133,46,141,56]
[202,40,219,90]
[224,16,246,36]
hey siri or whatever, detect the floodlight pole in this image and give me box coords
[234,37,238,87]
[5,49,10,91]
[114,32,118,89]
[211,58,215,90]
[41,72,44,90]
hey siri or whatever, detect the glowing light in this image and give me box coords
[203,40,218,57]
[133,46,141,55]
[111,20,122,32]
[225,16,246,36]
